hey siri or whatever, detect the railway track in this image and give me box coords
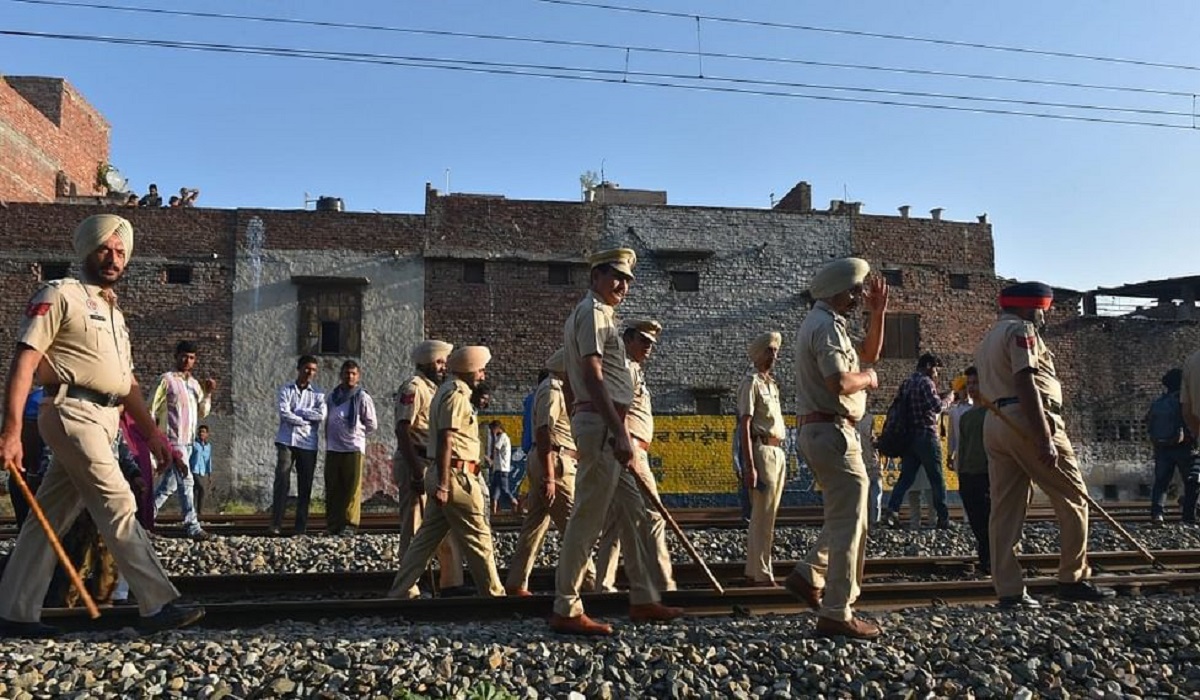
[159,549,1200,598]
[0,503,1160,538]
[42,568,1200,632]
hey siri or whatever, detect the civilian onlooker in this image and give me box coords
[1146,368,1198,525]
[271,355,326,535]
[950,367,990,573]
[190,425,213,516]
[324,360,378,536]
[124,194,139,208]
[151,340,216,540]
[858,408,882,527]
[167,196,181,208]
[883,353,952,529]
[179,187,200,207]
[139,184,162,208]
[488,421,516,515]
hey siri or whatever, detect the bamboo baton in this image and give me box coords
[626,463,725,594]
[977,395,1168,572]
[4,459,101,618]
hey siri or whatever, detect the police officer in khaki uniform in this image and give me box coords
[394,339,464,590]
[0,214,204,637]
[974,282,1115,608]
[593,319,676,593]
[550,249,682,636]
[786,257,887,640]
[505,348,595,595]
[388,346,504,599]
[738,331,787,586]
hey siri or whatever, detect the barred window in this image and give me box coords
[295,280,365,356]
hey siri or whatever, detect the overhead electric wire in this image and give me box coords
[5,0,1195,99]
[534,0,1200,73]
[1,29,1194,131]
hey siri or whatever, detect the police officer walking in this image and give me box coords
[505,348,595,595]
[550,249,682,636]
[0,214,204,637]
[785,257,887,640]
[387,346,504,599]
[593,319,675,593]
[394,340,464,590]
[974,281,1115,608]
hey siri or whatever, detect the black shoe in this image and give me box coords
[439,585,478,598]
[882,510,901,529]
[139,603,206,633]
[998,593,1041,610]
[936,519,952,530]
[267,526,282,536]
[1151,514,1165,527]
[0,617,62,639]
[1057,580,1116,602]
[341,526,357,537]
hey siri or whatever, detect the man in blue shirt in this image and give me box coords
[190,425,213,516]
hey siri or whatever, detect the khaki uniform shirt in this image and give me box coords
[974,313,1063,409]
[428,377,480,462]
[564,291,634,407]
[626,361,654,442]
[1182,349,1200,424]
[736,370,786,441]
[18,279,133,397]
[395,374,437,450]
[795,301,864,420]
[533,376,576,452]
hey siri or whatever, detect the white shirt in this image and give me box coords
[492,432,512,473]
[275,382,327,451]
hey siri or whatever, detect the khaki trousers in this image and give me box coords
[0,399,178,622]
[791,422,868,623]
[554,412,659,617]
[394,451,463,588]
[594,447,675,592]
[324,450,363,533]
[505,448,595,591]
[985,407,1090,597]
[388,466,504,599]
[745,442,786,582]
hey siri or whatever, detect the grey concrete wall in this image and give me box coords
[602,205,852,414]
[231,234,423,507]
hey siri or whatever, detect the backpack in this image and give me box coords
[1146,392,1186,446]
[875,381,913,458]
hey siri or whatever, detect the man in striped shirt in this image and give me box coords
[151,340,216,540]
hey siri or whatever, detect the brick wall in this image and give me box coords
[1046,316,1200,496]
[852,213,1000,405]
[0,77,109,202]
[602,205,851,413]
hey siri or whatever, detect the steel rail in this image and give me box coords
[157,550,1200,597]
[42,571,1200,632]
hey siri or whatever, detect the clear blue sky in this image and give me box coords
[5,0,1199,291]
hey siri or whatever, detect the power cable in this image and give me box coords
[4,0,1194,99]
[1,29,1193,130]
[533,0,1200,73]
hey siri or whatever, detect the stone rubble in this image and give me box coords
[2,522,1199,697]
[9,519,1195,577]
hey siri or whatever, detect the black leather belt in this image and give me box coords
[46,384,122,407]
[995,396,1063,414]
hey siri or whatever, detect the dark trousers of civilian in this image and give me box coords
[886,431,949,523]
[1151,446,1199,522]
[193,473,211,516]
[957,471,991,570]
[272,443,318,533]
[490,470,517,511]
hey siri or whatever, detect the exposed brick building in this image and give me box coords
[0,76,109,202]
[3,177,1183,507]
